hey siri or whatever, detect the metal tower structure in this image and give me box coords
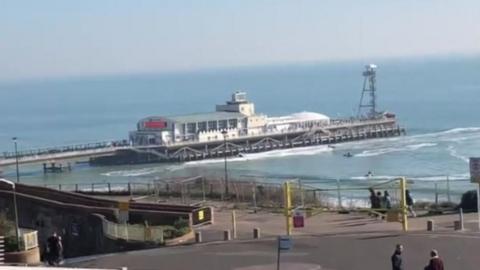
[357,64,378,119]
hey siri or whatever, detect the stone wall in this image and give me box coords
[0,190,190,258]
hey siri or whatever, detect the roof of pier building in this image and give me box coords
[267,111,330,125]
[138,112,247,128]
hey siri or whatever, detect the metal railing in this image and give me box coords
[101,217,164,243]
[31,174,471,211]
[2,140,130,159]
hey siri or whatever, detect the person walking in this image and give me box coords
[383,190,392,209]
[46,232,62,266]
[405,190,416,217]
[424,249,445,270]
[391,244,403,270]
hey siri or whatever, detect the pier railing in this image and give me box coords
[2,140,129,159]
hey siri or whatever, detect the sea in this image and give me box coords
[1,56,480,203]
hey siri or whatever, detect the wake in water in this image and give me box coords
[354,143,437,157]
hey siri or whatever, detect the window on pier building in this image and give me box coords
[198,122,207,132]
[219,120,228,129]
[228,119,238,128]
[187,123,196,134]
[208,121,217,130]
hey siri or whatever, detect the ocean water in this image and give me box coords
[1,56,480,201]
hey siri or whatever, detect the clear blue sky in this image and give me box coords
[1,0,479,81]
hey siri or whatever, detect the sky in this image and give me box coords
[1,0,479,82]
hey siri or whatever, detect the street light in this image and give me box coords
[221,130,229,197]
[0,178,20,251]
[12,137,20,183]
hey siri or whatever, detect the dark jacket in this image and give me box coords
[391,251,403,270]
[425,257,444,270]
[406,193,414,206]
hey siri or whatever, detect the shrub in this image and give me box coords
[0,212,18,252]
[172,218,190,237]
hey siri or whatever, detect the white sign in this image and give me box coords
[278,236,292,251]
[469,157,480,183]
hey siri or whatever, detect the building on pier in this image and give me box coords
[129,92,332,146]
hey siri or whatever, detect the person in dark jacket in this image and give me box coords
[391,244,403,270]
[424,249,445,270]
[369,188,380,209]
[405,190,416,217]
[46,232,62,266]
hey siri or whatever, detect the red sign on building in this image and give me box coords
[144,120,167,129]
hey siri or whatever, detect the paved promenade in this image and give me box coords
[70,207,480,269]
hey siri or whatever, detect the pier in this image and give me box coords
[0,140,130,167]
[92,118,406,165]
[0,119,405,168]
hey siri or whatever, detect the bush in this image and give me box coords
[459,190,477,211]
[173,218,190,237]
[5,236,19,252]
[0,211,15,235]
[0,212,18,252]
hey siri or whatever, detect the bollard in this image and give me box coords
[232,210,237,239]
[427,220,434,231]
[253,228,261,239]
[195,231,202,243]
[223,230,231,241]
[454,221,463,231]
[459,208,464,230]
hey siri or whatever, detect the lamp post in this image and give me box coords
[221,130,229,197]
[0,178,20,251]
[12,137,20,183]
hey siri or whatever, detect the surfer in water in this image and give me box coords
[343,152,352,157]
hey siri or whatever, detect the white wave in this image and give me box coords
[350,175,400,180]
[102,166,173,177]
[184,145,333,166]
[355,143,436,157]
[338,127,480,152]
[447,145,469,163]
[441,127,480,134]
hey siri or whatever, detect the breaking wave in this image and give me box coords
[102,165,183,177]
[447,145,469,163]
[349,173,469,182]
[185,145,333,166]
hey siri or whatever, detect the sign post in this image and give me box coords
[469,157,480,231]
[277,236,292,270]
[118,201,130,224]
[400,177,408,232]
[283,182,292,235]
